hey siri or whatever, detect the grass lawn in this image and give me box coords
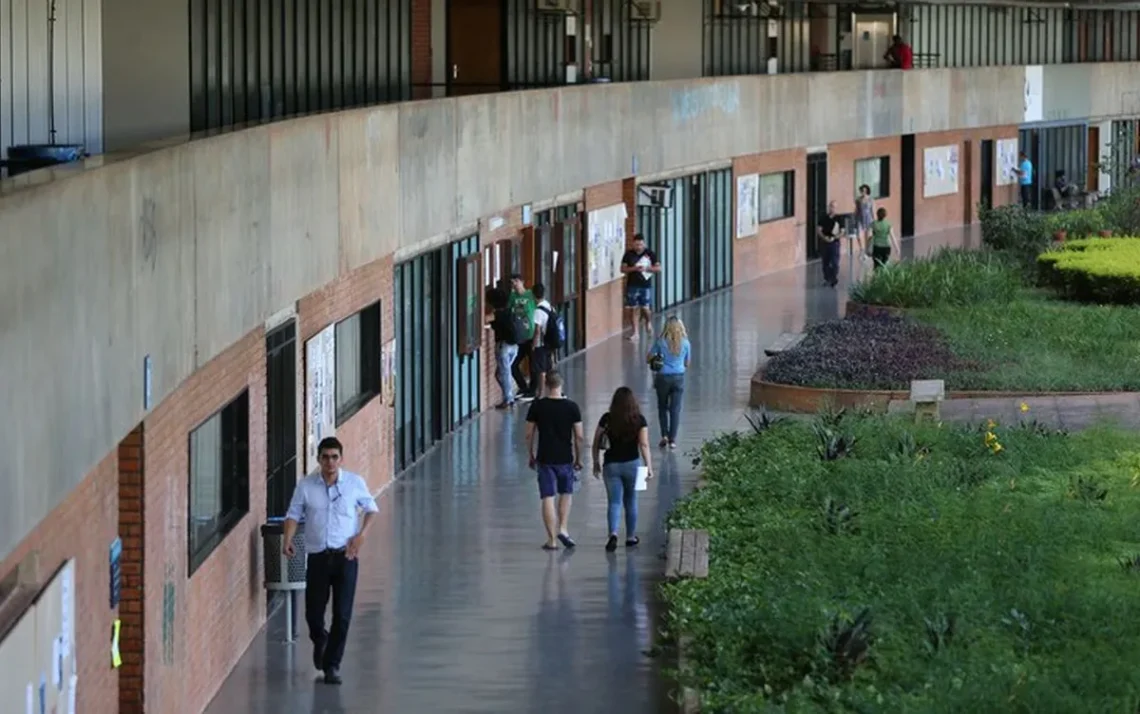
[664,413,1140,713]
[914,292,1140,391]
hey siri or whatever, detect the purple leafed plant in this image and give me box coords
[765,314,981,390]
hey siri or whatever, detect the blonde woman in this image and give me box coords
[645,316,692,449]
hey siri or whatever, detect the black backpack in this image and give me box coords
[540,305,565,349]
[508,310,531,345]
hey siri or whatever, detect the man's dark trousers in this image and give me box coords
[512,339,534,394]
[821,240,841,285]
[306,549,359,670]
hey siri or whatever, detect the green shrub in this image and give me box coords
[1037,237,1140,304]
[978,203,1048,253]
[664,415,1140,713]
[1042,206,1108,238]
[1097,184,1140,236]
[849,248,1020,308]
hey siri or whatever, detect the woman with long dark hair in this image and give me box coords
[591,387,653,551]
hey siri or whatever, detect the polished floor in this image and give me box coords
[204,228,977,714]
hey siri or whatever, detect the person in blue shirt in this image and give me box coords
[283,436,379,685]
[1014,152,1034,207]
[646,316,692,449]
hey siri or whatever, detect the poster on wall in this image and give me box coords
[1023,65,1043,123]
[996,138,1019,186]
[381,339,396,408]
[586,203,629,289]
[305,324,336,473]
[922,145,961,198]
[735,173,759,239]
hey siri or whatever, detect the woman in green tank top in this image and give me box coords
[868,207,899,271]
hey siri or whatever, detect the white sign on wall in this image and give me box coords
[586,202,629,289]
[305,325,336,473]
[996,138,1019,186]
[923,145,961,198]
[1023,65,1043,123]
[735,173,759,239]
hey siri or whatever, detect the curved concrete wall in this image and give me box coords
[0,63,1137,561]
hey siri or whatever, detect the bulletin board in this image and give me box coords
[0,560,78,714]
[923,145,960,198]
[735,173,759,239]
[586,202,629,289]
[996,138,1019,186]
[305,324,336,473]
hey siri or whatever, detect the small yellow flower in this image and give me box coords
[1009,478,1017,490]
[1019,402,1030,413]
[986,419,997,429]
[984,431,997,444]
[992,443,1004,454]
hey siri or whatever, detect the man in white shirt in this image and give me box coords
[530,283,556,398]
[283,436,379,684]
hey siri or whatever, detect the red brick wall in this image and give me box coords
[411,0,432,99]
[583,179,630,347]
[0,455,119,714]
[828,137,903,236]
[298,256,395,494]
[118,425,145,713]
[732,149,807,282]
[913,126,1018,236]
[142,330,267,714]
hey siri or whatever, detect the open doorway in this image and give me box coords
[805,152,828,260]
[979,139,994,211]
[900,134,916,237]
[447,0,504,95]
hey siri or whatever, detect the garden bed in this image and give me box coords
[762,248,1140,396]
[663,412,1140,712]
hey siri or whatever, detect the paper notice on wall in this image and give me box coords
[67,675,77,714]
[61,567,72,658]
[51,638,62,688]
[25,683,33,714]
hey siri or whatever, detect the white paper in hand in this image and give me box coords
[635,466,649,491]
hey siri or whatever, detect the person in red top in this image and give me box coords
[884,35,913,69]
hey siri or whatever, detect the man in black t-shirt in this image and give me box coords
[817,201,843,288]
[525,371,584,550]
[620,233,661,342]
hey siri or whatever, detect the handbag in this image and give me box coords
[648,349,665,372]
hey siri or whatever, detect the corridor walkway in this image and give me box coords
[205,229,977,714]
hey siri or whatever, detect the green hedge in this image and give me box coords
[664,414,1140,712]
[1037,237,1140,304]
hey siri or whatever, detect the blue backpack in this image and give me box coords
[540,305,566,349]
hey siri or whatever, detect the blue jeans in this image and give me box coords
[654,373,685,442]
[496,342,518,404]
[604,459,641,536]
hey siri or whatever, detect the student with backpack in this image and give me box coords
[530,283,566,398]
[507,274,538,401]
[489,287,520,410]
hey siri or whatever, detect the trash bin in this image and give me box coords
[261,517,307,641]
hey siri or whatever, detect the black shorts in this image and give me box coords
[532,346,554,373]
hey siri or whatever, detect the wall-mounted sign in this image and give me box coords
[1023,65,1043,123]
[305,325,336,473]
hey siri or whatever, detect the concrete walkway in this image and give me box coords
[203,227,978,714]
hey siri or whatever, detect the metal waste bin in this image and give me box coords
[261,518,307,641]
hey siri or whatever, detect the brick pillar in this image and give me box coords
[411,0,432,99]
[622,177,638,246]
[118,424,145,714]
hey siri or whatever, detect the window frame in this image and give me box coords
[187,390,251,575]
[552,218,582,304]
[334,300,382,426]
[855,156,891,199]
[456,253,484,356]
[758,170,795,223]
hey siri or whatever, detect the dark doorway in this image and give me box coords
[805,152,828,260]
[265,320,297,518]
[979,139,994,211]
[448,0,504,95]
[900,134,916,237]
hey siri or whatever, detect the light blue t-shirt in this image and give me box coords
[1019,159,1033,185]
[652,337,691,376]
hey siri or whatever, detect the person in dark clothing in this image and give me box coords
[525,371,584,550]
[620,234,661,342]
[884,35,913,69]
[817,201,843,288]
[592,386,653,551]
[487,287,518,409]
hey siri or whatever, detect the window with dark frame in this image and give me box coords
[457,253,484,356]
[855,156,891,199]
[552,219,581,305]
[188,390,250,574]
[758,170,795,222]
[334,300,382,425]
[497,237,522,289]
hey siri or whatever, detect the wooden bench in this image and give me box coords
[666,529,710,714]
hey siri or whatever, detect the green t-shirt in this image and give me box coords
[870,219,892,248]
[508,290,536,332]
